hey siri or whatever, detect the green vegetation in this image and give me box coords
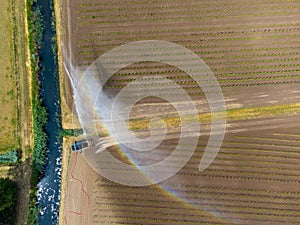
[32,7,44,48]
[26,0,62,223]
[60,129,83,137]
[0,178,17,225]
[28,196,38,225]
[32,97,48,175]
[26,0,48,223]
[26,0,48,180]
[0,151,18,164]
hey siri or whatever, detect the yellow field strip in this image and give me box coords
[129,103,300,130]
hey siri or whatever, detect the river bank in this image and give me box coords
[53,0,77,224]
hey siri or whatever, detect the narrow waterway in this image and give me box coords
[35,0,62,224]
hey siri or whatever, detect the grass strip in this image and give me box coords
[129,103,300,130]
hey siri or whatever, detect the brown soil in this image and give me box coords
[58,0,300,224]
[61,117,300,224]
[62,152,98,225]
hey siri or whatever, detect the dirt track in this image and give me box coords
[63,152,97,225]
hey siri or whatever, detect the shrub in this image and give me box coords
[32,7,44,48]
[32,96,48,175]
[60,129,83,137]
[0,178,17,225]
[0,151,18,163]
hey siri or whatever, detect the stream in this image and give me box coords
[35,0,62,224]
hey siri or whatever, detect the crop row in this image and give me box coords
[214,62,300,72]
[94,139,300,177]
[77,33,298,50]
[92,214,223,225]
[75,5,296,20]
[95,175,300,195]
[78,43,298,58]
[92,194,300,223]
[78,52,300,67]
[107,69,300,79]
[93,194,300,213]
[77,33,299,45]
[111,66,300,77]
[77,22,300,36]
[104,81,300,93]
[92,200,300,220]
[78,45,298,59]
[77,42,300,63]
[94,180,300,202]
[76,39,300,55]
[100,145,300,169]
[80,61,300,75]
[273,133,300,138]
[128,148,300,171]
[105,76,300,87]
[91,210,298,224]
[77,10,296,25]
[75,0,298,9]
[93,185,300,203]
[163,140,300,157]
[109,75,300,85]
[76,3,297,15]
[76,0,299,8]
[222,140,300,152]
[77,33,299,47]
[77,15,291,28]
[74,1,298,17]
[235,135,300,144]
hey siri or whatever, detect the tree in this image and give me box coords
[0,178,17,225]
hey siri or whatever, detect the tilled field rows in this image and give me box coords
[63,0,300,89]
[91,126,300,224]
[61,0,300,224]
[74,0,299,25]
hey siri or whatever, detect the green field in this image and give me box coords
[0,0,18,153]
